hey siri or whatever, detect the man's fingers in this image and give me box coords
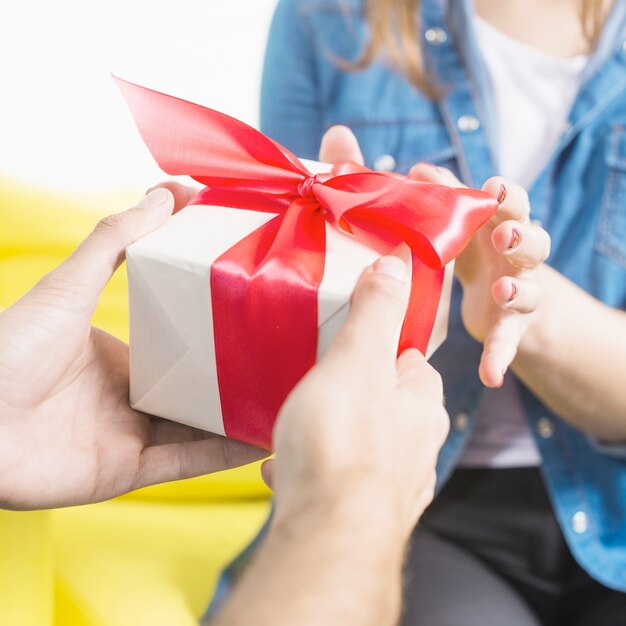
[483,177,531,225]
[327,246,412,366]
[135,437,268,490]
[492,220,551,269]
[147,181,200,213]
[479,314,526,388]
[319,125,365,165]
[396,348,426,385]
[43,188,174,313]
[149,418,210,445]
[492,275,541,314]
[409,162,464,188]
[396,348,443,397]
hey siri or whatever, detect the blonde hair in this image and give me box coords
[351,0,609,97]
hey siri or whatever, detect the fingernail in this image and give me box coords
[508,227,521,251]
[138,188,169,209]
[374,255,408,281]
[507,282,517,303]
[497,183,507,204]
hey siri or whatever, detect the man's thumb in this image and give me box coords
[328,245,412,365]
[32,188,174,313]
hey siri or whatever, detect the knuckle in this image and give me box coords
[93,211,129,237]
[96,211,128,231]
[94,210,134,245]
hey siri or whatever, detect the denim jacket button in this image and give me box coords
[374,154,396,172]
[572,511,589,534]
[457,115,481,133]
[425,27,448,45]
[454,411,469,431]
[536,418,554,439]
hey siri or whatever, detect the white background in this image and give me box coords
[0,1,278,192]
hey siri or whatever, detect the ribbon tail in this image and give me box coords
[399,252,445,355]
[210,200,326,450]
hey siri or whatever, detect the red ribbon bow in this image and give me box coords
[116,77,498,450]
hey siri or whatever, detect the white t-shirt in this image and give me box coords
[459,17,587,468]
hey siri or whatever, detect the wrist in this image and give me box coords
[273,482,410,549]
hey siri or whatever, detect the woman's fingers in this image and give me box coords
[491,275,541,314]
[135,437,269,489]
[479,313,527,388]
[483,177,531,225]
[319,125,365,165]
[492,220,551,269]
[409,162,464,187]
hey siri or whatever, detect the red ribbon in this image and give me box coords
[116,77,498,450]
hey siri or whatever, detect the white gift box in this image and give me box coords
[127,161,453,437]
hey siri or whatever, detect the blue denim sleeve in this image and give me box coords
[261,0,325,159]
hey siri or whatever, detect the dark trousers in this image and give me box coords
[401,468,626,626]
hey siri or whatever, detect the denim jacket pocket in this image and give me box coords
[597,123,626,268]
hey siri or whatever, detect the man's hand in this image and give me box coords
[0,189,266,510]
[214,249,449,626]
[270,248,449,537]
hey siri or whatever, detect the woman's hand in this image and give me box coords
[409,164,550,387]
[318,125,550,388]
[0,189,266,511]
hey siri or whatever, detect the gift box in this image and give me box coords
[117,78,499,450]
[127,159,453,443]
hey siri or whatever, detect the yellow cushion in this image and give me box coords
[0,177,271,625]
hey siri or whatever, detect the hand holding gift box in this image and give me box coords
[116,78,498,450]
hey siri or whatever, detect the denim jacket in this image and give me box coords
[258,0,626,591]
